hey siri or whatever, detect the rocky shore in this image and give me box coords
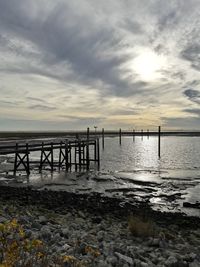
[0,185,200,267]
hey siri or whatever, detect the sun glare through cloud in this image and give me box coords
[132,50,167,81]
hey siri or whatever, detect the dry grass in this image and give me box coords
[128,215,157,238]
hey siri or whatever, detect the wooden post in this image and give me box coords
[39,142,44,172]
[86,128,90,170]
[102,128,105,149]
[51,142,54,172]
[14,143,18,175]
[158,126,161,158]
[94,139,97,161]
[87,127,90,140]
[119,128,122,145]
[141,129,143,140]
[97,138,100,169]
[147,129,149,139]
[65,140,69,171]
[58,141,62,170]
[78,140,82,170]
[133,129,135,141]
[26,143,30,175]
[74,140,77,171]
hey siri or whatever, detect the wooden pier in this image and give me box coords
[0,138,100,175]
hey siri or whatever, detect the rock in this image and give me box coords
[25,230,32,238]
[151,238,160,247]
[165,255,178,267]
[61,228,69,238]
[106,256,118,265]
[38,215,47,224]
[115,252,133,265]
[0,216,7,223]
[97,231,104,242]
[189,253,197,260]
[62,243,71,251]
[189,260,200,267]
[40,226,51,240]
[31,222,42,230]
[92,216,102,224]
[97,260,109,267]
[78,211,85,218]
[78,242,87,255]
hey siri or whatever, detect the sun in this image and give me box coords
[132,50,166,81]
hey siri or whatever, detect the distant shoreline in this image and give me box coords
[1,130,200,141]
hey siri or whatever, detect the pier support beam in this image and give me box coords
[86,128,90,170]
[119,128,122,145]
[158,126,161,158]
[39,142,54,172]
[14,143,30,175]
[102,128,105,149]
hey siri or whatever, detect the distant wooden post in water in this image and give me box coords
[147,129,149,139]
[158,126,161,158]
[86,127,90,170]
[97,138,100,169]
[133,129,135,141]
[102,128,105,149]
[141,129,143,140]
[119,128,122,145]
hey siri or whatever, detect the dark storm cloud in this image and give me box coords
[184,89,200,104]
[0,0,147,97]
[181,44,200,71]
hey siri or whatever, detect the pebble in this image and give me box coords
[0,202,200,267]
[114,252,133,265]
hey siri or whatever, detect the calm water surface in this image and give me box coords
[1,136,200,216]
[100,136,200,171]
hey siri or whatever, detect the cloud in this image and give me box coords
[0,0,148,98]
[163,116,200,130]
[184,108,200,116]
[181,44,200,71]
[184,89,200,104]
[29,104,56,111]
[1,0,200,129]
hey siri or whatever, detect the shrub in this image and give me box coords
[128,215,156,238]
[0,218,100,267]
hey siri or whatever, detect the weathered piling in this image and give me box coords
[119,128,122,145]
[133,129,135,141]
[65,140,69,171]
[78,140,82,170]
[94,139,97,161]
[158,126,161,158]
[141,129,143,140]
[86,127,90,170]
[102,128,105,149]
[13,143,18,175]
[97,138,100,169]
[51,142,54,172]
[26,143,30,175]
[13,143,30,175]
[147,129,149,139]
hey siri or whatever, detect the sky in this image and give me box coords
[1,0,200,131]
